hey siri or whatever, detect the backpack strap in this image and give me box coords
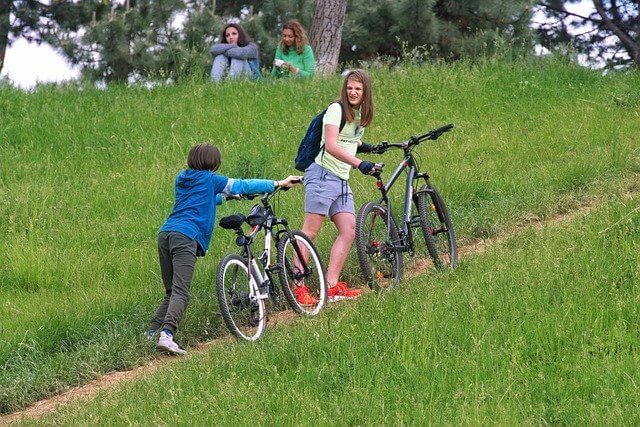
[320,102,347,167]
[338,102,346,132]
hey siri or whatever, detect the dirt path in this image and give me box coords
[1,312,297,425]
[3,188,636,425]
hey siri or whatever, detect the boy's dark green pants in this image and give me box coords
[150,231,198,334]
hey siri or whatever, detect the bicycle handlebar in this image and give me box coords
[414,123,454,143]
[371,123,454,154]
[223,179,302,202]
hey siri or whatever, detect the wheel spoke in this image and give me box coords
[355,202,403,291]
[216,255,265,341]
[417,184,458,269]
[277,231,327,316]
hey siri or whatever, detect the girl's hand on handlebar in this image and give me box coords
[277,175,303,188]
[358,161,384,175]
[358,161,374,175]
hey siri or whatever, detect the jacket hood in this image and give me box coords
[176,169,211,187]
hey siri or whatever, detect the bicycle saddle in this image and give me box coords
[219,213,246,230]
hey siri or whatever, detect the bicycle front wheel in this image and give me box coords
[216,254,266,341]
[416,184,458,269]
[277,231,327,316]
[355,201,403,291]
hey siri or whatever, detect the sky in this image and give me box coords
[1,37,80,89]
[0,2,596,89]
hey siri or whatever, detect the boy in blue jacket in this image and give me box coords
[149,143,301,354]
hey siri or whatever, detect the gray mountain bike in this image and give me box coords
[355,124,458,291]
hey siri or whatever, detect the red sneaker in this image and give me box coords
[294,285,319,306]
[328,282,362,301]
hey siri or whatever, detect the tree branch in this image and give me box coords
[537,1,600,23]
[593,0,639,64]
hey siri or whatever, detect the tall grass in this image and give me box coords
[1,57,639,413]
[34,187,640,424]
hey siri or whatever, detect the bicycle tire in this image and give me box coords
[277,231,327,315]
[416,184,458,269]
[216,254,266,341]
[355,201,404,291]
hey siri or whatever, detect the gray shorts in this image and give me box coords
[304,162,355,217]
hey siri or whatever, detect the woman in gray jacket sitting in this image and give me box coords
[210,23,260,82]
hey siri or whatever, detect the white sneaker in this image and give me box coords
[156,330,187,355]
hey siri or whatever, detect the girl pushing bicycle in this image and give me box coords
[300,69,377,302]
[148,143,301,355]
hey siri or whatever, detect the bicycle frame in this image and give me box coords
[234,192,312,303]
[240,221,273,302]
[373,147,425,255]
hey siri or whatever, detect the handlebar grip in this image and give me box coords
[243,194,259,200]
[434,123,454,134]
[415,123,454,142]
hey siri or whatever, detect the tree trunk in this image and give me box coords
[0,0,10,75]
[309,0,347,75]
[593,0,639,68]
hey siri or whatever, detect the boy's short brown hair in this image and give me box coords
[187,143,221,171]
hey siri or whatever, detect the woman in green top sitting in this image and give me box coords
[271,20,316,78]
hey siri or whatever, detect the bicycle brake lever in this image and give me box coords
[372,143,386,154]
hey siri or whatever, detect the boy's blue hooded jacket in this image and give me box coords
[160,169,274,255]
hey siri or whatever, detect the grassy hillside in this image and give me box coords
[37,191,640,424]
[1,57,639,416]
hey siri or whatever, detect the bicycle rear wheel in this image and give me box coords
[416,184,458,269]
[277,231,327,315]
[216,254,266,341]
[355,201,403,291]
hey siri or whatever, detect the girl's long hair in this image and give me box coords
[339,69,374,127]
[221,23,252,47]
[280,20,309,55]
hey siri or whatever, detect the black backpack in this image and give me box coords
[294,103,346,172]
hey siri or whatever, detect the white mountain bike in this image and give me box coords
[216,188,327,341]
